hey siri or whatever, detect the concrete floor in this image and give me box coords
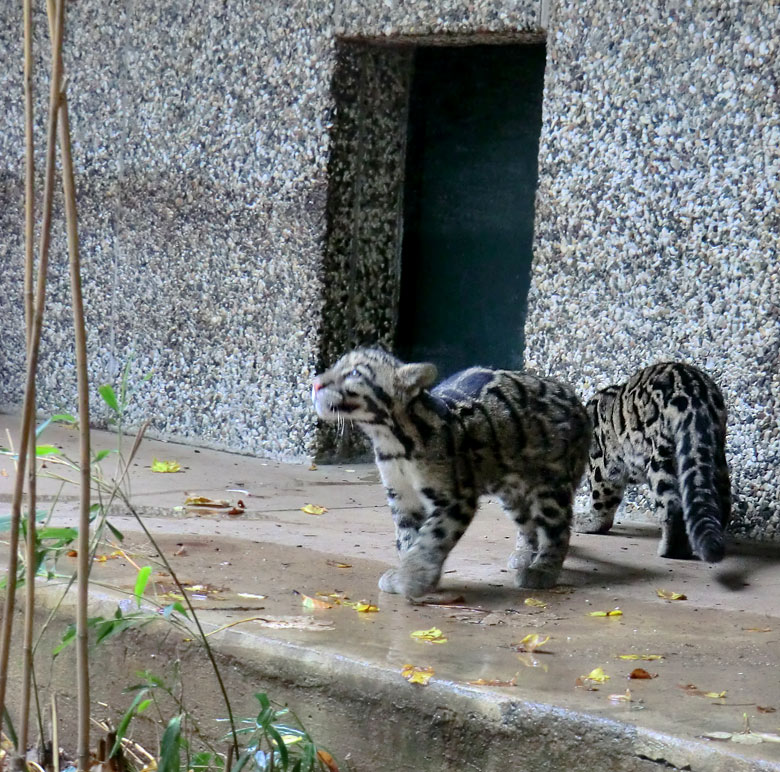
[1,415,779,771]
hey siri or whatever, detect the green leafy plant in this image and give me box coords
[231,694,336,772]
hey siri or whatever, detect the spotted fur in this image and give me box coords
[583,362,731,562]
[312,349,591,597]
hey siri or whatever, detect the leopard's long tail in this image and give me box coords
[675,411,730,563]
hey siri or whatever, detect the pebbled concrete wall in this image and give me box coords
[523,1,779,540]
[0,1,777,538]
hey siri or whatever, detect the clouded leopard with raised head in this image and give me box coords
[582,362,731,562]
[312,348,591,597]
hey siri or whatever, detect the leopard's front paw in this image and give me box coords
[378,568,403,594]
[378,556,439,599]
[514,565,559,590]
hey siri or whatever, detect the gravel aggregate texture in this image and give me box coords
[0,1,776,537]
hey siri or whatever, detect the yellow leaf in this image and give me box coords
[294,590,333,610]
[608,688,633,703]
[151,458,181,473]
[588,609,623,617]
[184,496,230,507]
[467,676,518,687]
[618,654,663,661]
[301,504,328,515]
[704,690,727,699]
[352,601,379,613]
[515,634,550,653]
[743,627,771,633]
[279,735,303,745]
[410,627,448,644]
[524,597,547,608]
[656,588,687,601]
[401,664,434,685]
[583,667,610,683]
[326,559,352,568]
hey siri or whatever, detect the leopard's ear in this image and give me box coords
[397,362,438,397]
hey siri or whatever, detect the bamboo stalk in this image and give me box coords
[20,0,38,755]
[41,0,91,763]
[41,0,91,764]
[0,0,65,741]
[58,87,91,772]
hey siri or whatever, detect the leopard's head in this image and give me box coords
[312,349,437,425]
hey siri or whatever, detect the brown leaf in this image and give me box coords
[325,559,352,569]
[629,668,657,679]
[226,507,245,516]
[316,750,339,772]
[757,706,777,714]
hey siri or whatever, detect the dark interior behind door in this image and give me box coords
[396,43,546,377]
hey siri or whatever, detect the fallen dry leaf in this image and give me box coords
[294,590,333,610]
[410,627,448,644]
[756,706,777,714]
[237,592,267,600]
[173,545,187,556]
[254,616,334,631]
[467,676,518,687]
[628,668,657,680]
[151,458,181,473]
[184,495,231,508]
[656,588,687,601]
[588,609,623,617]
[679,683,727,699]
[308,463,318,471]
[582,667,610,684]
[609,688,633,703]
[618,654,663,661]
[67,550,78,558]
[513,634,551,653]
[349,601,379,613]
[301,504,328,515]
[524,598,547,609]
[227,506,245,516]
[401,664,434,685]
[743,627,771,633]
[316,749,339,772]
[326,559,352,569]
[0,469,8,477]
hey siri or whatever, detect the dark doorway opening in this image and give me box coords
[396,43,546,377]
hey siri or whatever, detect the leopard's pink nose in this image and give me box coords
[312,378,323,393]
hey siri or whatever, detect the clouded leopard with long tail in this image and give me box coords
[312,348,591,597]
[582,362,731,562]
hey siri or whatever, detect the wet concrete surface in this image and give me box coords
[1,416,779,770]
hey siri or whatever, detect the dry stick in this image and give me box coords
[20,0,38,755]
[43,0,91,763]
[59,86,92,772]
[0,0,65,741]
